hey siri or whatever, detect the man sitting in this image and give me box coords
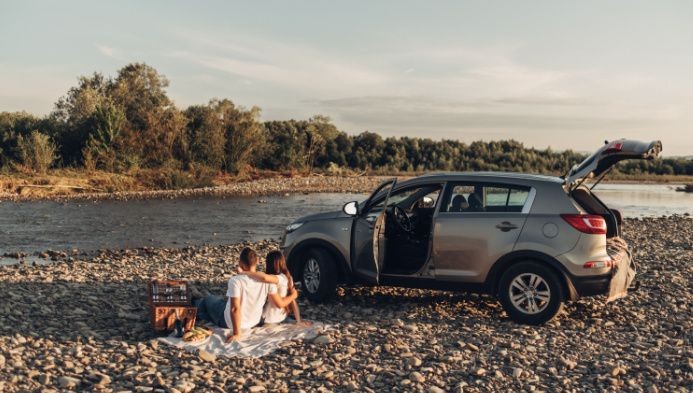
[195,247,298,342]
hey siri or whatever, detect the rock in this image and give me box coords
[475,368,486,376]
[199,349,216,362]
[410,371,425,383]
[561,358,577,370]
[512,368,523,378]
[249,386,266,392]
[38,373,51,385]
[58,376,80,389]
[0,355,4,368]
[313,335,332,345]
[611,366,625,377]
[407,357,423,367]
[428,386,446,393]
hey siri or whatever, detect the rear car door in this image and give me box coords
[351,179,396,284]
[431,182,534,283]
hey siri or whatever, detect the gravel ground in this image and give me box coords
[0,218,690,392]
[0,175,394,202]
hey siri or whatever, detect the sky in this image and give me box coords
[1,1,692,156]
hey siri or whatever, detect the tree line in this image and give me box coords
[1,63,691,178]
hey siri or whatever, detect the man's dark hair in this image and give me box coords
[239,247,258,267]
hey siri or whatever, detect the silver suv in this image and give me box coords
[281,139,662,324]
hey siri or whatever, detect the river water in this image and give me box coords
[0,184,690,260]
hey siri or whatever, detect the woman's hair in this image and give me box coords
[265,250,291,284]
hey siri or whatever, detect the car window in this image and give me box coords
[442,183,531,213]
[368,184,442,212]
[508,188,530,212]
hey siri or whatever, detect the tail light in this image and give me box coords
[561,214,607,235]
[583,260,612,269]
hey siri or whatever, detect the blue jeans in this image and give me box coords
[194,296,228,328]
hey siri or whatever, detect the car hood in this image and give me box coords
[295,210,345,223]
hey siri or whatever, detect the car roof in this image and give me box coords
[402,171,564,185]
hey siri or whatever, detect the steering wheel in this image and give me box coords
[392,205,413,232]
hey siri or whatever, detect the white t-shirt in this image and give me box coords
[224,275,277,330]
[262,274,290,324]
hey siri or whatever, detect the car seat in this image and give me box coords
[450,195,469,212]
[467,193,484,212]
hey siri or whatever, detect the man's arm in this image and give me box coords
[227,297,242,342]
[268,287,298,309]
[238,271,279,284]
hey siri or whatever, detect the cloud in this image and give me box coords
[96,44,116,58]
[168,32,389,94]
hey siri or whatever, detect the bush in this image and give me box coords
[137,165,215,190]
[15,130,57,173]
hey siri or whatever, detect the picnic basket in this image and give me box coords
[148,279,197,333]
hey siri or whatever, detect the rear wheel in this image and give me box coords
[300,248,337,302]
[498,261,564,325]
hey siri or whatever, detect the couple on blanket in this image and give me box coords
[195,247,308,342]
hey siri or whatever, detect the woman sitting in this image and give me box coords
[241,250,308,325]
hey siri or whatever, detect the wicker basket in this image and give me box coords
[148,279,196,332]
[150,306,197,332]
[148,279,191,306]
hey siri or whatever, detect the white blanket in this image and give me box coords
[158,322,328,358]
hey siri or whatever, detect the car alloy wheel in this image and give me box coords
[508,273,551,314]
[303,257,321,293]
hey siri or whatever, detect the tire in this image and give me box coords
[300,248,338,303]
[498,261,564,325]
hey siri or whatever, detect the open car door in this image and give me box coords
[351,178,396,285]
[565,139,662,190]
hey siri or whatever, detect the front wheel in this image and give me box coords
[498,261,564,325]
[300,248,337,302]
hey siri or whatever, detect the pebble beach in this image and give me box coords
[0,175,394,202]
[0,217,691,392]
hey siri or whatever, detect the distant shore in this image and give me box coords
[1,170,691,202]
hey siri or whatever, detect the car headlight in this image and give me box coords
[285,222,304,233]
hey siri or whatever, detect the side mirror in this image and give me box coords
[343,201,359,216]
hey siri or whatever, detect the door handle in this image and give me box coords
[496,221,518,232]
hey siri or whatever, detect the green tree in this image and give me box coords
[52,73,110,164]
[82,103,125,170]
[16,130,57,173]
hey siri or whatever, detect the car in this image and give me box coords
[280,139,662,324]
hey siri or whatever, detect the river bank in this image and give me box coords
[0,173,391,202]
[2,170,692,202]
[0,217,690,392]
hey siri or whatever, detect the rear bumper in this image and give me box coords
[569,241,636,300]
[572,274,611,297]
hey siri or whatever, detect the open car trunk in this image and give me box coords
[566,138,662,237]
[565,139,662,301]
[565,139,662,190]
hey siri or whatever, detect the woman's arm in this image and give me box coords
[238,271,279,284]
[268,287,298,309]
[289,299,301,322]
